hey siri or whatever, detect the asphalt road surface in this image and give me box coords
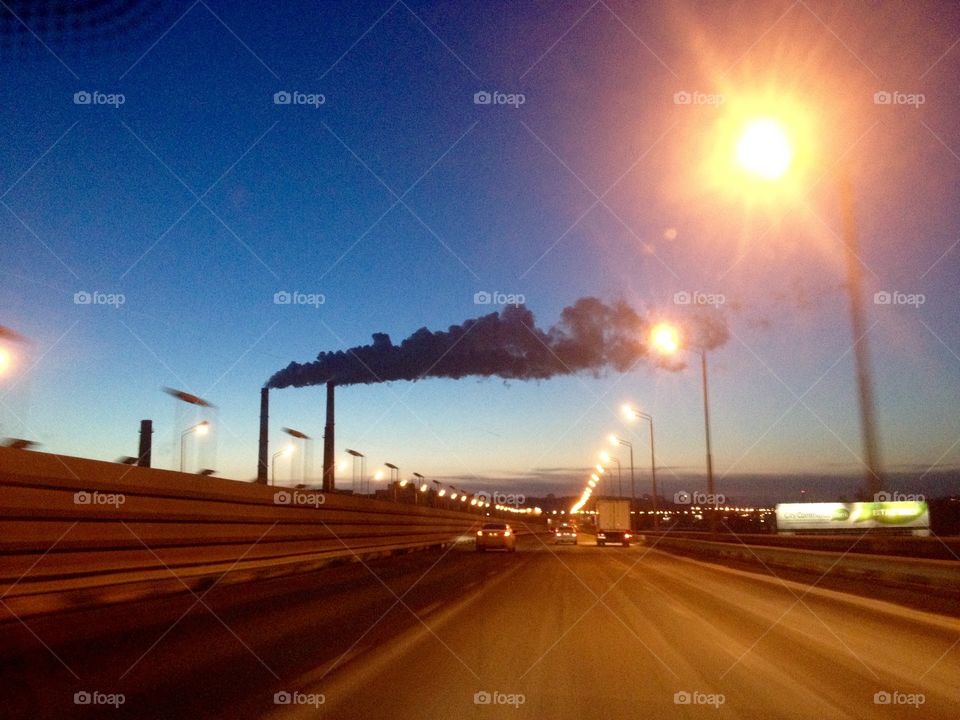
[4,533,958,719]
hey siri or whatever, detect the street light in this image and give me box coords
[609,434,635,529]
[180,420,209,472]
[623,404,659,529]
[271,442,294,485]
[722,106,881,498]
[283,427,311,484]
[650,322,716,533]
[347,449,367,494]
[599,451,622,497]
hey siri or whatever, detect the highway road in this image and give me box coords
[3,532,958,719]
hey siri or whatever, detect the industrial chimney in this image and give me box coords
[138,419,153,468]
[322,382,335,492]
[257,387,269,484]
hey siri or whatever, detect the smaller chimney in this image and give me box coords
[257,387,270,484]
[322,382,335,492]
[138,419,153,468]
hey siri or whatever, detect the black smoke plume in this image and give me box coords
[266,297,727,389]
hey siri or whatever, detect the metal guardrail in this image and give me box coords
[639,529,960,560]
[0,448,519,619]
[639,534,960,597]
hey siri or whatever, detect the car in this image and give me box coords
[476,522,516,552]
[554,525,578,545]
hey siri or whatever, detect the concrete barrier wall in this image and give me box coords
[0,448,531,619]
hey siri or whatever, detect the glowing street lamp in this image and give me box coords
[346,449,367,494]
[271,442,294,485]
[180,420,209,473]
[599,451,622,497]
[719,104,882,498]
[650,322,716,532]
[623,404,659,529]
[609,435,635,527]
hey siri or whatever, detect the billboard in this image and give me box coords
[775,501,929,531]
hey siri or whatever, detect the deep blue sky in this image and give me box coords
[1,0,958,500]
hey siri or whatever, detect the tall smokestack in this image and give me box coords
[323,382,335,492]
[257,387,269,484]
[138,419,153,468]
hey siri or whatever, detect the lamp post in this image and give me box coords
[623,405,659,529]
[180,420,209,472]
[283,427,311,484]
[599,451,622,496]
[723,113,882,498]
[650,323,716,533]
[271,443,294,485]
[412,472,426,505]
[346,449,366,494]
[609,435,635,530]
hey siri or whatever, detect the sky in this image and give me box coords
[1,0,958,502]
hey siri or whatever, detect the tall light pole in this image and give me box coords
[609,435,635,530]
[650,322,717,533]
[271,443,294,485]
[623,405,659,529]
[283,427,311,484]
[347,449,366,494]
[412,472,426,505]
[180,420,209,472]
[599,452,622,496]
[385,462,400,501]
[726,113,882,498]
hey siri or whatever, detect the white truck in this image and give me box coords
[595,498,632,547]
